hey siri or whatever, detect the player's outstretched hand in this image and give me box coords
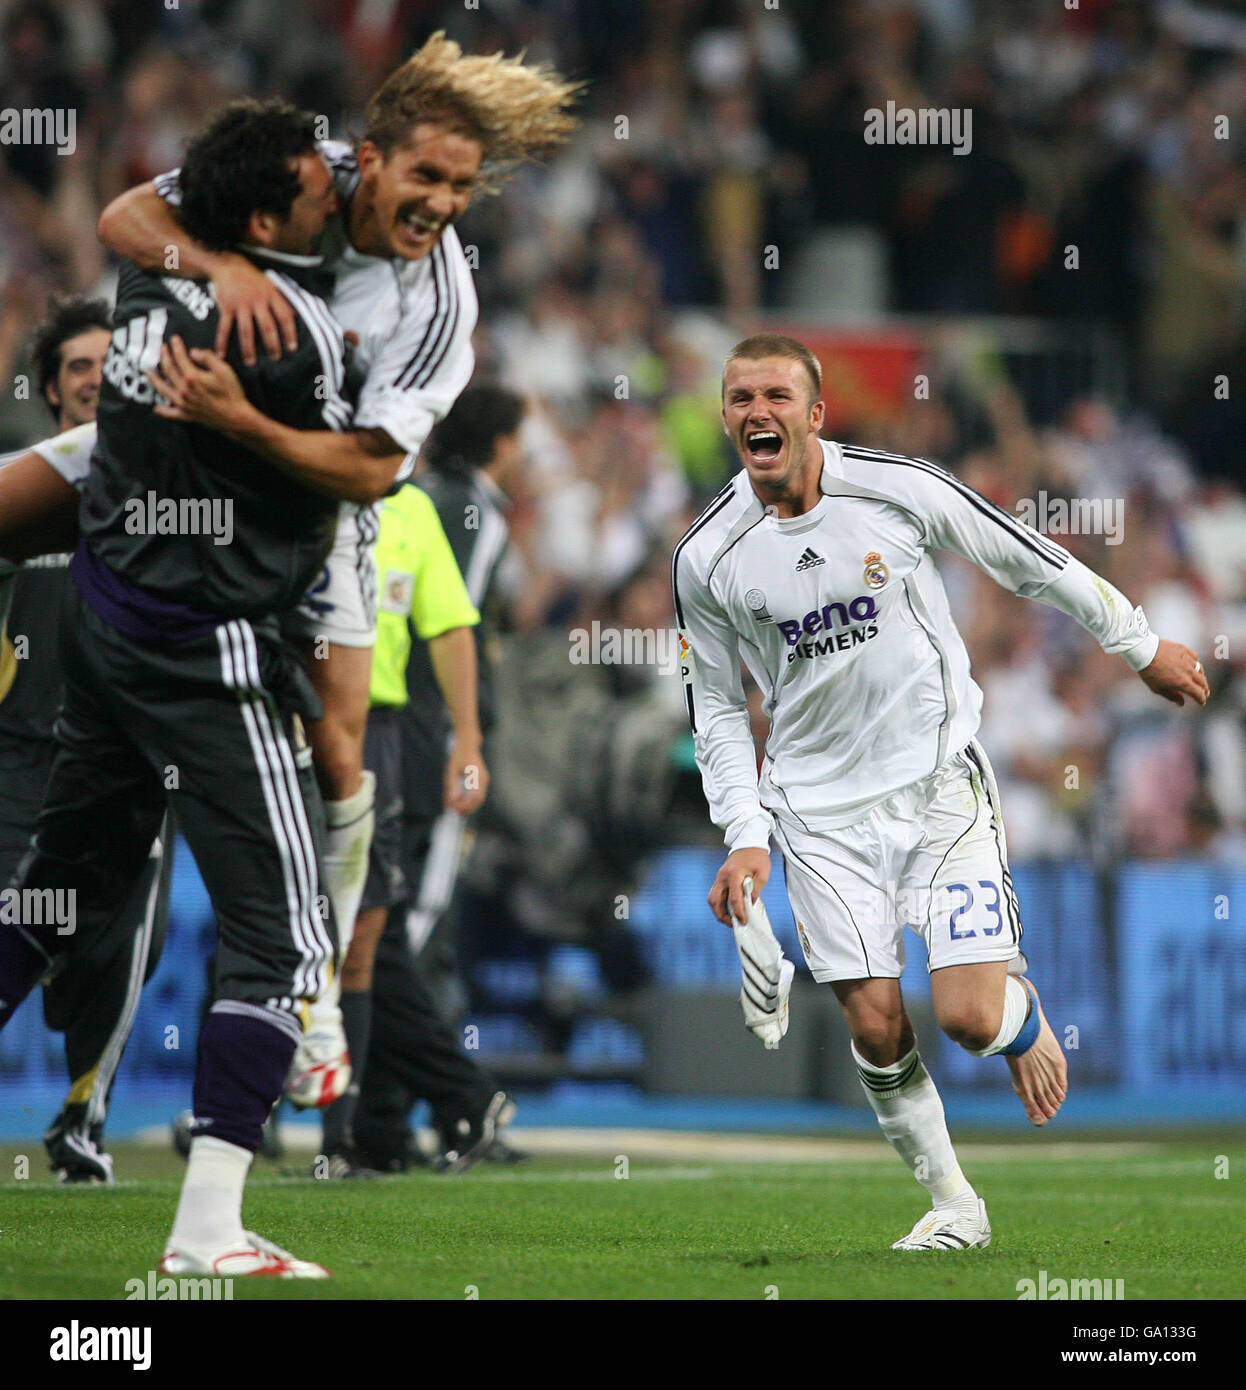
[1139,638,1210,708]
[709,847,770,926]
[149,336,252,435]
[210,251,298,365]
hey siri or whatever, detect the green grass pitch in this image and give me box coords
[1,1134,1243,1300]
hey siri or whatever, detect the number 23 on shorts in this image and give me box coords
[945,880,1004,939]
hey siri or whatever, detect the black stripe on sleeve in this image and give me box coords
[410,248,460,389]
[670,484,736,629]
[392,245,449,391]
[670,485,737,733]
[842,445,1068,570]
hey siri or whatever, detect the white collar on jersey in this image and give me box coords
[236,244,325,268]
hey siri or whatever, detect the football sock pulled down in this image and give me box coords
[852,1042,973,1205]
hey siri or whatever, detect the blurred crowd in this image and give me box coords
[2,0,1245,863]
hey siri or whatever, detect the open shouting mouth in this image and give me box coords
[396,206,445,252]
[745,429,783,464]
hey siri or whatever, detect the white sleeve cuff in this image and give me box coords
[727,811,774,854]
[1121,630,1160,673]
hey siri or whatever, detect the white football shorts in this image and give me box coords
[288,501,379,648]
[772,738,1022,982]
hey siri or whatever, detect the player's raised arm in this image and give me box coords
[881,452,1210,707]
[148,333,405,504]
[98,178,298,365]
[674,537,773,923]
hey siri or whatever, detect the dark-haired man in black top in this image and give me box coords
[0,99,358,1277]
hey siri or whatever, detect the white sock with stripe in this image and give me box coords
[168,1136,251,1255]
[852,1042,976,1209]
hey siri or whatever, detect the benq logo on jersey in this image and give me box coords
[778,595,880,663]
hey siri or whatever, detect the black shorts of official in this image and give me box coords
[12,584,336,1022]
[361,705,406,914]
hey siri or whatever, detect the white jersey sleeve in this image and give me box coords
[351,228,478,466]
[673,487,774,854]
[29,422,97,491]
[154,140,360,208]
[842,447,1159,672]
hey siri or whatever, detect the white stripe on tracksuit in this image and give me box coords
[84,818,167,1129]
[216,620,332,1000]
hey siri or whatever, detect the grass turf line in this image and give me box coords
[0,1140,1243,1300]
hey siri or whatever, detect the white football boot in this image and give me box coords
[891,1198,992,1251]
[159,1230,330,1278]
[730,877,795,1049]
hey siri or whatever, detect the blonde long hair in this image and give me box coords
[364,31,583,190]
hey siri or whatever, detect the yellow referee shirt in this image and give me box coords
[370,484,479,709]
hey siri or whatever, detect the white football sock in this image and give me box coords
[852,1042,973,1205]
[168,1135,252,1253]
[966,975,1030,1057]
[306,973,341,1030]
[321,769,375,960]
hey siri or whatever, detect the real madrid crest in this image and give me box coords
[863,552,889,590]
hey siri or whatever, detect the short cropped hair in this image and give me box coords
[723,334,823,405]
[423,382,525,478]
[179,99,320,251]
[30,295,112,418]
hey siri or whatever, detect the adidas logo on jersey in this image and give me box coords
[795,548,825,572]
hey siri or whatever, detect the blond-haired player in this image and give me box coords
[78,34,581,1128]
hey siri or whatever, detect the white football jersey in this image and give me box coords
[672,439,1158,853]
[23,425,97,490]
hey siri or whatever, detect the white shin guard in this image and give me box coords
[321,770,375,962]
